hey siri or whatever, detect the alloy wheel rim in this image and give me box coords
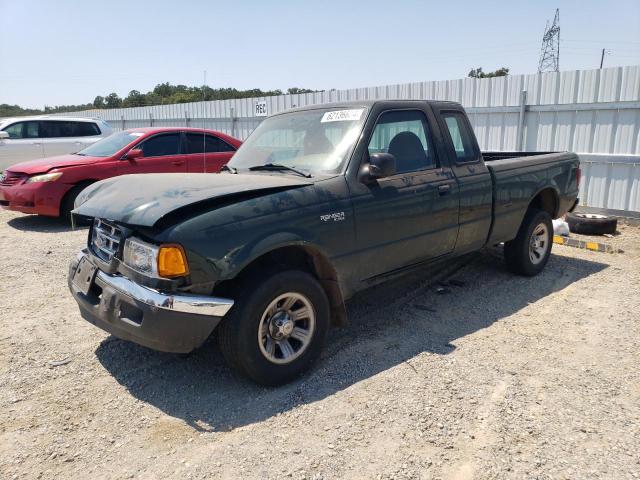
[257,292,315,364]
[529,223,549,265]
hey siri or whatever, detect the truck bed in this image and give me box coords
[482,150,580,245]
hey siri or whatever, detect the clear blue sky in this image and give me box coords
[1,0,639,109]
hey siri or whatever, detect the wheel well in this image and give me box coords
[529,188,558,218]
[59,180,96,217]
[215,246,347,326]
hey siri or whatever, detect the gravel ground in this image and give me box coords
[1,209,639,480]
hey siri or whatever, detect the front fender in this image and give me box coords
[217,229,331,281]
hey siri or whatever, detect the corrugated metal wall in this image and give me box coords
[52,65,640,213]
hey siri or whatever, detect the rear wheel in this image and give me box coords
[218,270,329,386]
[504,208,553,276]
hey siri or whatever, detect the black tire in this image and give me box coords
[504,208,553,276]
[566,212,617,235]
[60,184,91,225]
[217,270,330,386]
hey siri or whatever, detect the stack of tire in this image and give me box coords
[565,212,617,235]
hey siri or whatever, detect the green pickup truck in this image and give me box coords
[68,100,580,385]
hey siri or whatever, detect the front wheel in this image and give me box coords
[504,208,553,276]
[217,270,330,386]
[60,184,91,225]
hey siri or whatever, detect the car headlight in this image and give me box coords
[123,238,159,276]
[123,238,189,278]
[26,172,63,183]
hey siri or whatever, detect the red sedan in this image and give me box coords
[0,127,241,220]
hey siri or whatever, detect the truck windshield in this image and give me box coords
[228,107,368,174]
[76,131,142,157]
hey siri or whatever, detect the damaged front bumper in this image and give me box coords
[68,250,234,353]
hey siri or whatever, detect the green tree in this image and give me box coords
[153,82,174,98]
[104,93,122,108]
[123,90,146,107]
[468,67,510,78]
[287,87,317,94]
[93,96,105,108]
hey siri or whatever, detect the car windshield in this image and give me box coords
[77,131,142,157]
[228,107,368,174]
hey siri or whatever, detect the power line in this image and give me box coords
[564,39,640,45]
[538,8,561,73]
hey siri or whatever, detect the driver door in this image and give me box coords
[349,109,459,281]
[118,133,188,175]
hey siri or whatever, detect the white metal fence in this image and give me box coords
[52,66,640,214]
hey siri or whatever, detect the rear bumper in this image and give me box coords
[68,251,234,353]
[0,182,65,216]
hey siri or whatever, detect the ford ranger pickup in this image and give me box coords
[68,100,580,385]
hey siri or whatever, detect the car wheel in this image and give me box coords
[566,212,617,235]
[60,184,91,225]
[504,208,553,276]
[218,270,330,386]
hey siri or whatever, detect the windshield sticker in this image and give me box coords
[321,109,364,123]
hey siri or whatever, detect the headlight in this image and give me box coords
[26,172,63,184]
[123,238,159,276]
[123,238,189,278]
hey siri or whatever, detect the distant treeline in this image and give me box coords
[1,83,320,117]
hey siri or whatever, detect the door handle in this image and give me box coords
[171,160,184,166]
[438,184,451,195]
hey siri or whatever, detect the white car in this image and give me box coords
[0,116,113,170]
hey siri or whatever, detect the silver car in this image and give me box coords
[0,116,113,170]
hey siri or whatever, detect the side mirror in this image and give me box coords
[0,131,9,140]
[360,152,396,182]
[125,148,143,160]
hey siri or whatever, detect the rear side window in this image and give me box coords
[40,121,67,138]
[39,121,101,138]
[442,113,477,162]
[139,133,181,157]
[3,121,39,139]
[185,133,235,154]
[74,122,101,136]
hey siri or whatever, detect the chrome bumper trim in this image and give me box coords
[76,253,234,317]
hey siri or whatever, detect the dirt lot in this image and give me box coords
[0,209,639,480]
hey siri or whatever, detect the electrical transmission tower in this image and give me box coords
[538,9,560,73]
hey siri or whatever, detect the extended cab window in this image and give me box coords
[368,110,437,173]
[139,133,181,157]
[185,133,234,154]
[442,113,477,162]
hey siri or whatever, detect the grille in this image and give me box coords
[91,219,123,262]
[0,172,26,186]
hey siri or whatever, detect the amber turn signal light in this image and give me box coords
[157,244,189,278]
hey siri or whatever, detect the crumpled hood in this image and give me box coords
[7,154,102,175]
[73,173,312,227]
